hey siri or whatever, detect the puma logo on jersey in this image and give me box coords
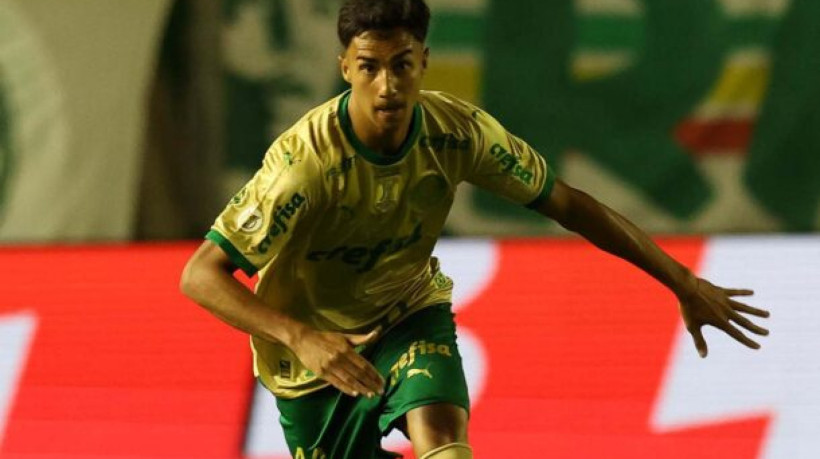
[407,365,434,380]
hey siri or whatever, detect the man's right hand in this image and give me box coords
[291,327,385,398]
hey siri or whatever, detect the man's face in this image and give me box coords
[340,28,428,138]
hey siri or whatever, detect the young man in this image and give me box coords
[180,0,769,457]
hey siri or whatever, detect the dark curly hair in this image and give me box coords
[337,0,431,48]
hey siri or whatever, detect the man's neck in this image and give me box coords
[348,96,412,156]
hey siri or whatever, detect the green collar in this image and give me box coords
[338,91,422,166]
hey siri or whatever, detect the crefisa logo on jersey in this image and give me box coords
[306,222,423,273]
[257,192,306,254]
[489,143,534,185]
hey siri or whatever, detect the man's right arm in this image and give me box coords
[179,240,385,397]
[179,239,305,346]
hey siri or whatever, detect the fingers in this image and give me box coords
[345,327,382,347]
[316,333,384,397]
[723,288,754,296]
[322,354,384,398]
[321,371,363,398]
[715,321,761,350]
[688,326,709,358]
[729,299,770,318]
[342,351,385,394]
[336,364,379,398]
[339,329,385,395]
[729,311,769,336]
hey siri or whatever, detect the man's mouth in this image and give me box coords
[376,102,405,113]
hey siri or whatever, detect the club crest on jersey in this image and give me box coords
[374,176,401,212]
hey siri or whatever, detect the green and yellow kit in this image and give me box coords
[207,89,554,399]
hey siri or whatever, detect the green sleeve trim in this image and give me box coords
[205,229,258,276]
[525,166,556,210]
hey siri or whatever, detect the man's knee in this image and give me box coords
[406,403,469,457]
[419,442,472,459]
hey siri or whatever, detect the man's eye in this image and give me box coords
[359,64,375,73]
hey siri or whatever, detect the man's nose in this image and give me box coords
[378,69,398,97]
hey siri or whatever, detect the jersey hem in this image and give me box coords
[257,375,331,400]
[257,302,452,399]
[205,229,258,276]
[378,397,471,434]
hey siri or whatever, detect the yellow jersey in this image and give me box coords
[207,90,555,398]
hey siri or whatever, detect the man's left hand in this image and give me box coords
[677,278,770,358]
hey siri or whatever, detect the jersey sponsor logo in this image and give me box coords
[420,133,471,151]
[489,143,534,185]
[257,192,306,254]
[305,222,422,273]
[388,340,452,387]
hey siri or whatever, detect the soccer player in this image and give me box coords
[180,0,770,457]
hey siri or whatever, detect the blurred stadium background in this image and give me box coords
[0,0,818,457]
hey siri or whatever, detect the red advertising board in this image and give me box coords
[1,238,811,458]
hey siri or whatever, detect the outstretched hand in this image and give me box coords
[677,278,770,358]
[291,327,385,397]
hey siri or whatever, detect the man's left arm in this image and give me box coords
[535,179,770,358]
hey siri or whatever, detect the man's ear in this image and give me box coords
[422,47,429,71]
[339,54,351,83]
